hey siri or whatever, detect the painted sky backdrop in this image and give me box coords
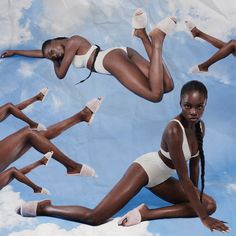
[0,0,235,235]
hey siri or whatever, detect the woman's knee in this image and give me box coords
[9,167,19,176]
[84,211,106,226]
[204,195,217,215]
[149,92,164,103]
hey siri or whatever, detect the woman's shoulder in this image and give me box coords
[163,119,183,138]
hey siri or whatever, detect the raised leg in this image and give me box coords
[198,40,236,71]
[190,27,226,49]
[0,167,42,193]
[34,164,148,225]
[131,28,174,93]
[104,27,171,102]
[0,103,38,128]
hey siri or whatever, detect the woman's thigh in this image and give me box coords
[0,127,31,172]
[103,49,155,98]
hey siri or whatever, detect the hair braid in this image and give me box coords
[195,121,205,202]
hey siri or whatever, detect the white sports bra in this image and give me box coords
[160,119,199,161]
[72,45,98,68]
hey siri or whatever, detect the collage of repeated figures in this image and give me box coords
[0,1,235,236]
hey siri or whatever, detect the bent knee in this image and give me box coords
[228,39,236,45]
[204,196,217,215]
[84,212,106,226]
[149,92,164,103]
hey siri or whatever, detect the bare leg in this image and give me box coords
[19,156,48,175]
[198,40,236,71]
[131,28,174,92]
[0,103,38,128]
[0,106,93,172]
[191,27,226,49]
[138,177,216,221]
[0,167,43,193]
[34,164,148,225]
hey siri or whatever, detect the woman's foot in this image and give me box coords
[118,203,148,226]
[67,164,97,177]
[37,88,49,102]
[40,151,54,166]
[188,64,208,74]
[34,187,51,195]
[185,21,200,38]
[132,8,147,36]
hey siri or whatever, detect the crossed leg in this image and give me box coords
[132,28,174,92]
[0,89,46,128]
[103,21,175,103]
[0,105,94,174]
[189,26,236,72]
[0,155,50,193]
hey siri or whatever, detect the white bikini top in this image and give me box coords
[72,45,97,68]
[160,119,199,161]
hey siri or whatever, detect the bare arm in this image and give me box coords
[1,50,44,58]
[53,39,78,79]
[167,125,208,220]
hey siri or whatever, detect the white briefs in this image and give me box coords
[94,47,127,74]
[72,45,127,75]
[134,152,175,188]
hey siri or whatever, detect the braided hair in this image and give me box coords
[41,37,68,56]
[181,80,208,202]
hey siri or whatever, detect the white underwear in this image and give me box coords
[94,47,127,74]
[134,152,175,188]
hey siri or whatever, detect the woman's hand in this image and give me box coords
[201,216,230,233]
[1,50,15,58]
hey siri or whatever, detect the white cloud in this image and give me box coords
[51,94,64,112]
[39,0,91,36]
[8,219,158,236]
[0,186,34,229]
[166,0,236,39]
[17,61,38,78]
[226,183,236,194]
[0,0,32,47]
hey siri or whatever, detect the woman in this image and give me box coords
[17,81,229,233]
[0,97,103,177]
[1,9,176,103]
[0,87,48,131]
[0,152,53,195]
[186,21,236,73]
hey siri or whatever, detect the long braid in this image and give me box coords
[181,80,207,202]
[195,121,205,202]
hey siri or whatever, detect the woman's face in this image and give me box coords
[180,90,207,123]
[43,41,64,61]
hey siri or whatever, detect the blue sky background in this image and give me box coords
[0,0,235,235]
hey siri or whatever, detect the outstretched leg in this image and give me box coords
[0,166,44,193]
[0,103,96,172]
[132,28,174,92]
[197,40,236,71]
[0,89,47,127]
[190,26,226,49]
[0,103,39,128]
[27,164,148,225]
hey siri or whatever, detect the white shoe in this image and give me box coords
[33,123,47,131]
[85,97,104,125]
[185,20,196,38]
[39,87,49,102]
[16,201,39,217]
[35,187,51,195]
[151,17,177,35]
[188,65,206,74]
[118,204,144,226]
[44,151,54,166]
[67,164,98,177]
[131,8,147,36]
